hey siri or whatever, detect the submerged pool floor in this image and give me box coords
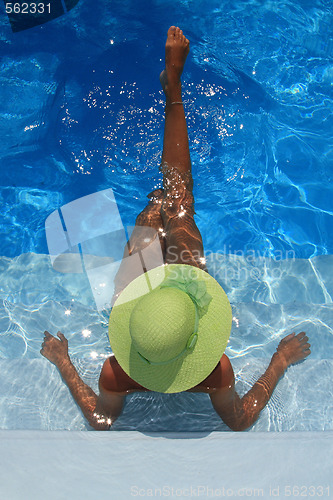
[0,253,332,432]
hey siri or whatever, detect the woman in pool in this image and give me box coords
[41,26,311,431]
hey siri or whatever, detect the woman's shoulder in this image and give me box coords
[99,353,234,395]
[189,354,234,393]
[99,355,146,394]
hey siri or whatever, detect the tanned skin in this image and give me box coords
[41,27,311,431]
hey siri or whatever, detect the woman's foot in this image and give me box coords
[147,188,164,204]
[134,189,164,229]
[129,192,166,258]
[160,26,190,102]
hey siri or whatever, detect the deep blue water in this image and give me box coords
[0,0,332,259]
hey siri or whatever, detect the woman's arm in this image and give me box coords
[40,331,124,430]
[210,332,311,431]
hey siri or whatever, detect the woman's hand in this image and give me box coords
[276,331,311,369]
[40,331,70,368]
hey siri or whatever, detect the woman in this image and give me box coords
[41,27,310,431]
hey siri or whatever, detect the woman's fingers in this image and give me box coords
[41,331,67,353]
[57,332,68,345]
[282,332,295,342]
[297,333,309,346]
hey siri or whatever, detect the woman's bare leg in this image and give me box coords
[160,26,206,270]
[112,189,166,303]
[113,26,205,303]
[126,188,165,257]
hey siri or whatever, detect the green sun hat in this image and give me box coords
[109,264,232,393]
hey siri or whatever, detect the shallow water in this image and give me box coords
[0,252,332,431]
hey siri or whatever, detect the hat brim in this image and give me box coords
[109,264,232,393]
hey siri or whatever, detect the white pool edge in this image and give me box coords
[0,431,332,499]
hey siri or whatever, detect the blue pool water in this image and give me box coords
[0,0,332,431]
